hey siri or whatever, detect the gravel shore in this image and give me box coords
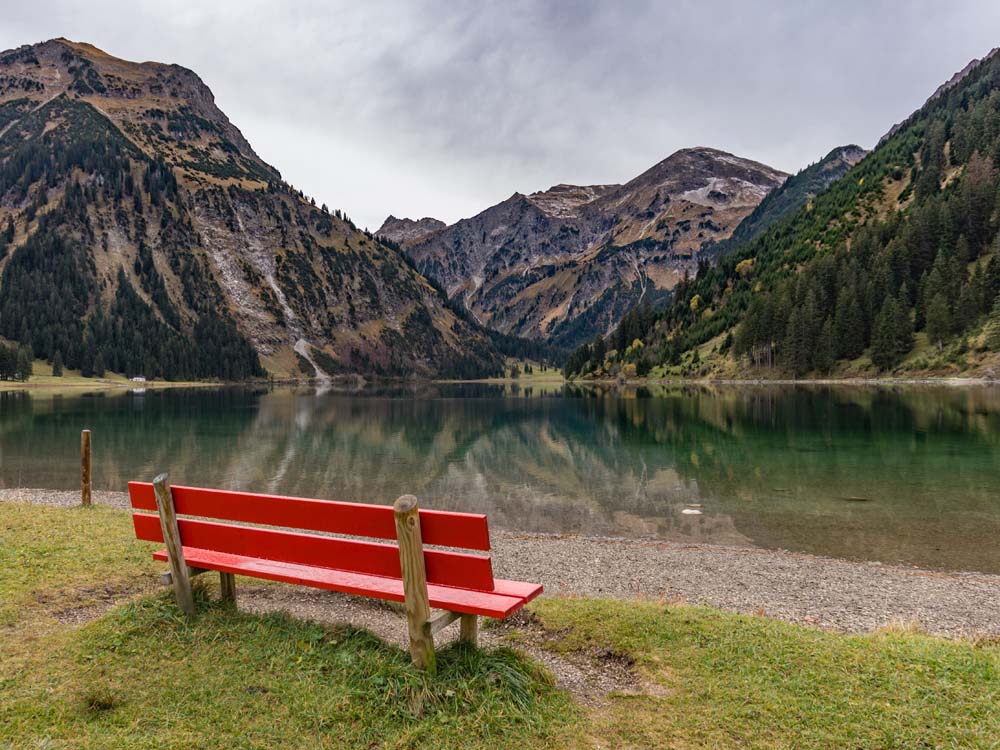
[6,487,999,639]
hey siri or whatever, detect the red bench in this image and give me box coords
[128,475,542,672]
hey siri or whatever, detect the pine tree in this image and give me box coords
[52,351,64,377]
[987,296,1000,351]
[783,306,811,376]
[871,299,900,371]
[984,252,1000,307]
[893,297,914,361]
[925,293,952,351]
[814,317,836,374]
[834,283,864,359]
[15,347,32,381]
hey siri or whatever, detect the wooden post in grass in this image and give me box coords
[459,613,479,645]
[220,572,236,605]
[394,494,436,673]
[80,430,92,507]
[153,473,195,617]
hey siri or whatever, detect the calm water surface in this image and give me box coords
[2,383,999,573]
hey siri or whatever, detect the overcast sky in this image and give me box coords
[3,1,1000,229]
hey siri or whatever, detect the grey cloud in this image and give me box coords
[2,0,1000,228]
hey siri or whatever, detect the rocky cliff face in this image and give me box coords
[0,39,504,379]
[391,147,787,349]
[376,215,446,246]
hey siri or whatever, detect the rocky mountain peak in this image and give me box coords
[1,38,277,185]
[618,147,788,207]
[405,146,788,348]
[525,183,619,218]
[376,215,447,246]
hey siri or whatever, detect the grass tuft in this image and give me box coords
[80,685,121,714]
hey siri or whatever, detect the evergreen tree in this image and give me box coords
[893,296,914,361]
[0,344,16,380]
[814,317,836,374]
[871,299,901,371]
[925,293,952,351]
[783,305,812,376]
[984,252,1000,307]
[15,346,32,381]
[987,296,1000,351]
[51,351,63,377]
[834,283,865,359]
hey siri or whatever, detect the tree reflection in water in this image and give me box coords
[2,383,999,572]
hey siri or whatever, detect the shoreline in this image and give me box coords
[5,488,999,639]
[5,373,1000,393]
[565,375,1000,387]
[0,377,228,392]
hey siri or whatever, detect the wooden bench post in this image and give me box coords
[80,430,92,507]
[220,572,236,605]
[394,495,436,673]
[153,473,195,618]
[460,614,479,646]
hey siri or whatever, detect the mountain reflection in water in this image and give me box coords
[1,383,999,573]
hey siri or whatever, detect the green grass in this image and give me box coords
[0,503,157,631]
[2,501,998,749]
[0,502,576,749]
[532,598,1000,749]
[1,591,574,749]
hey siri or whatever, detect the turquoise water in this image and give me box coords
[2,383,999,573]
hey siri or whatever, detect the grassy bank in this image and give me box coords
[0,357,218,393]
[2,501,998,748]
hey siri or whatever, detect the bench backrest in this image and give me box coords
[128,482,495,591]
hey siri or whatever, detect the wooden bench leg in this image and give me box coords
[153,473,195,618]
[220,572,237,605]
[159,566,208,585]
[459,614,478,646]
[394,495,436,673]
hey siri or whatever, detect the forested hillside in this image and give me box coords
[0,39,507,381]
[705,145,868,260]
[566,48,1000,379]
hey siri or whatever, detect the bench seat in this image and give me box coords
[152,547,542,618]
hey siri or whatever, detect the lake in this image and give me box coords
[1,383,999,574]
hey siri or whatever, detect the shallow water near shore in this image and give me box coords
[2,382,999,574]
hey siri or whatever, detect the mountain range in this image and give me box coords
[0,38,506,380]
[4,36,992,383]
[380,148,792,349]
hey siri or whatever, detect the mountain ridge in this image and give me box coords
[384,146,788,349]
[0,38,507,380]
[565,46,1000,380]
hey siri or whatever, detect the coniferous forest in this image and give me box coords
[0,96,263,380]
[0,341,32,380]
[566,50,1000,379]
[0,40,519,382]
